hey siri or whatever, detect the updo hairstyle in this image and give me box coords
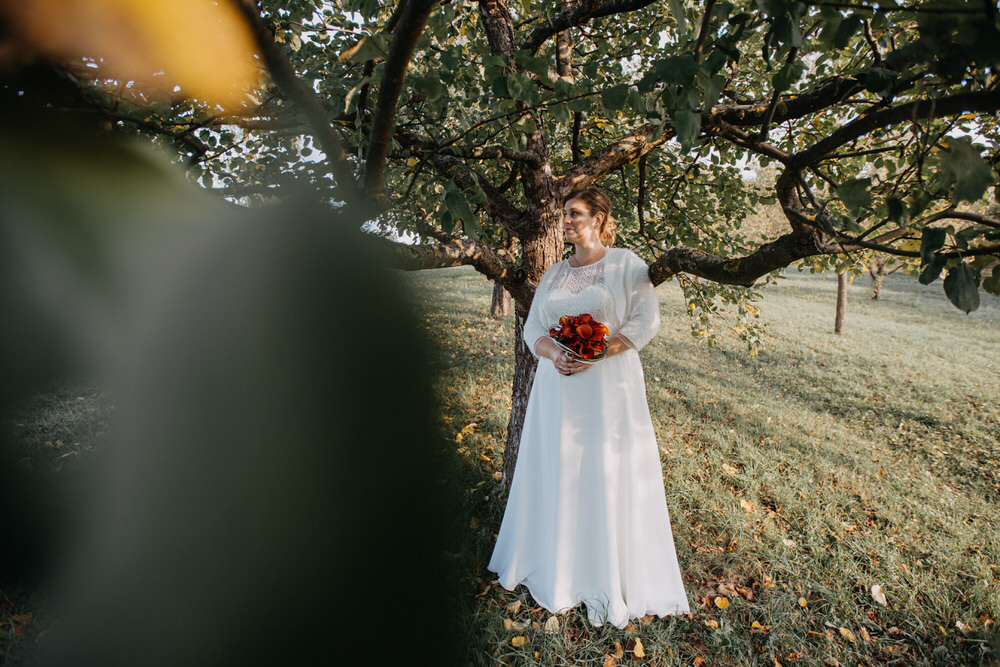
[563,187,616,246]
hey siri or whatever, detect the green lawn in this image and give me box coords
[407,266,1000,666]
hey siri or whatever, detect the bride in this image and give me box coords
[488,187,690,628]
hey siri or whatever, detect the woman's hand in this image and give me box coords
[535,337,592,376]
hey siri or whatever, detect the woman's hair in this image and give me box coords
[563,187,616,246]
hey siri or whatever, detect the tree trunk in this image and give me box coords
[869,255,888,300]
[490,280,511,316]
[503,309,537,484]
[835,271,848,334]
[871,274,883,300]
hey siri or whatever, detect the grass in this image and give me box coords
[406,265,1000,666]
[2,267,997,665]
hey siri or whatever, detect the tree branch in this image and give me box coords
[793,89,1000,168]
[559,122,674,194]
[648,231,827,287]
[520,0,657,53]
[372,236,533,302]
[364,0,439,200]
[236,0,363,205]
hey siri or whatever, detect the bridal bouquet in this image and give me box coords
[548,313,610,361]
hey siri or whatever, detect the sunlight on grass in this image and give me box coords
[408,266,1000,666]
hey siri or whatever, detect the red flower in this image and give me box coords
[549,313,609,361]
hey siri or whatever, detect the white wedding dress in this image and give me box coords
[488,248,690,628]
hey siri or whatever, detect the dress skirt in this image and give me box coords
[488,347,690,628]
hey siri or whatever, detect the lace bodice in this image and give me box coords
[544,259,614,332]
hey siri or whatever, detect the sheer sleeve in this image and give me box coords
[521,263,561,359]
[614,250,660,351]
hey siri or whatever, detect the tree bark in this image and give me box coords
[835,271,848,334]
[503,310,538,484]
[491,281,511,316]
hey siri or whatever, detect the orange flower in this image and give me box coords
[549,313,609,361]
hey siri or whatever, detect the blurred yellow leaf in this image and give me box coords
[633,637,646,658]
[492,471,503,481]
[798,597,808,608]
[613,640,624,658]
[858,626,872,642]
[740,499,754,513]
[694,657,708,667]
[839,627,856,643]
[507,600,522,615]
[602,655,617,667]
[5,0,259,113]
[704,619,719,629]
[751,620,770,633]
[543,616,560,634]
[715,596,730,609]
[871,584,887,606]
[511,635,527,647]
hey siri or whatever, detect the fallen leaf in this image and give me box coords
[613,641,624,659]
[824,658,840,667]
[786,653,802,660]
[858,626,872,642]
[751,620,770,633]
[740,499,755,513]
[870,584,887,606]
[511,635,527,647]
[492,471,503,481]
[956,620,970,635]
[783,538,796,547]
[640,613,656,625]
[715,596,730,609]
[839,627,856,643]
[717,583,737,597]
[544,616,560,634]
[798,597,808,608]
[704,619,719,629]
[603,655,617,667]
[694,657,708,667]
[504,618,530,632]
[722,463,739,475]
[633,637,646,658]
[507,600,522,615]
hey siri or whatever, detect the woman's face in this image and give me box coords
[562,198,604,246]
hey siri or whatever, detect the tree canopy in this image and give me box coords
[6,0,999,476]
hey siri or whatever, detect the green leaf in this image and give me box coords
[506,71,537,102]
[836,177,872,214]
[601,84,630,112]
[920,226,947,265]
[414,76,443,102]
[918,255,946,284]
[833,15,862,49]
[672,109,701,152]
[669,0,688,38]
[983,267,1000,296]
[772,60,806,92]
[886,196,907,224]
[860,67,898,95]
[942,263,980,313]
[444,189,476,229]
[654,55,698,86]
[512,115,537,135]
[936,138,995,204]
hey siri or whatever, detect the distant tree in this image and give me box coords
[20,0,1000,479]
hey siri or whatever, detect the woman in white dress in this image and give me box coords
[488,187,690,628]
